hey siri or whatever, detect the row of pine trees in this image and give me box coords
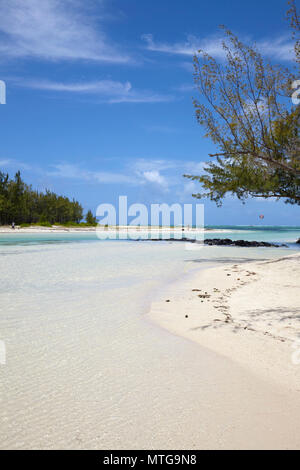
[0,171,84,225]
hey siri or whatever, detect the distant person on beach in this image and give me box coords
[11,222,15,230]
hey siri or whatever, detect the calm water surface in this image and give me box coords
[0,227,299,449]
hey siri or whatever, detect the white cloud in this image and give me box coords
[0,159,12,166]
[0,158,206,197]
[142,33,295,62]
[17,78,173,104]
[142,33,225,58]
[132,159,179,173]
[142,170,168,188]
[174,84,195,93]
[48,159,205,192]
[23,79,132,94]
[131,158,206,193]
[109,92,172,104]
[0,158,31,170]
[49,163,138,185]
[183,181,197,194]
[0,0,130,63]
[258,36,294,61]
[132,158,206,175]
[183,161,206,174]
[49,162,170,189]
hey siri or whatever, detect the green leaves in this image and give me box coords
[0,171,84,225]
[187,12,300,206]
[85,210,97,226]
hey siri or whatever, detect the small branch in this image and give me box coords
[208,152,300,175]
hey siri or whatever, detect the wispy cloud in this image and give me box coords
[23,79,132,94]
[48,164,138,185]
[142,33,295,61]
[132,158,205,175]
[132,159,180,173]
[131,158,206,192]
[0,159,12,167]
[109,92,172,104]
[1,158,206,195]
[174,83,195,93]
[0,0,131,63]
[18,78,173,104]
[0,158,31,170]
[183,180,198,194]
[47,158,206,193]
[49,162,170,189]
[258,36,294,61]
[142,33,225,58]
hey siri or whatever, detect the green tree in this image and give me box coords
[0,171,83,226]
[287,0,300,62]
[85,210,97,226]
[0,172,10,225]
[185,2,300,206]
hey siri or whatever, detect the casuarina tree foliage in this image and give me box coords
[185,1,300,206]
[0,171,83,225]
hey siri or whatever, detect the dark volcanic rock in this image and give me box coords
[204,238,287,248]
[142,237,287,247]
[296,238,300,244]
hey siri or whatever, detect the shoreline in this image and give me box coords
[148,253,300,391]
[0,225,238,234]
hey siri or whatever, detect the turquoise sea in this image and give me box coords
[0,225,299,247]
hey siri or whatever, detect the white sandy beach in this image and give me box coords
[149,253,300,392]
[0,225,232,234]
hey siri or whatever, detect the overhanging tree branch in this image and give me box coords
[186,7,300,206]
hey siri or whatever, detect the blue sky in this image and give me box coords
[0,0,299,225]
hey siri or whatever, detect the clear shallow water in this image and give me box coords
[0,230,299,449]
[0,225,299,247]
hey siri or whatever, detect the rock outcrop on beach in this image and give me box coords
[203,238,287,248]
[296,238,300,244]
[147,237,287,247]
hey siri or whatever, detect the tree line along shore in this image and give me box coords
[0,171,97,227]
